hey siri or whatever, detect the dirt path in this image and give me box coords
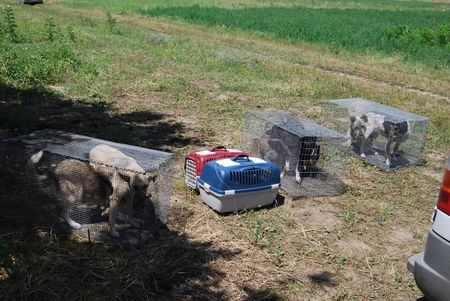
[297,63,450,102]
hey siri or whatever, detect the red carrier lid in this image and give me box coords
[185,146,247,176]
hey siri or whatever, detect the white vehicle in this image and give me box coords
[408,155,450,300]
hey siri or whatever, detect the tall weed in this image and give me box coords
[44,17,58,42]
[2,6,19,43]
[106,11,117,33]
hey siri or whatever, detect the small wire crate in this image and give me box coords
[324,98,429,171]
[242,110,346,197]
[0,130,174,243]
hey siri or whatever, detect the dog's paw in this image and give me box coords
[360,153,366,158]
[374,151,379,155]
[385,158,391,166]
[285,161,290,170]
[101,207,110,217]
[68,220,82,229]
[295,175,302,184]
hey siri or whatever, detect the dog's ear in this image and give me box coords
[350,116,356,124]
[360,114,368,122]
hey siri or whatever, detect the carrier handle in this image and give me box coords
[212,146,227,151]
[232,155,250,162]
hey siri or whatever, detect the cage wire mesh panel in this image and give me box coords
[324,98,428,171]
[0,130,175,244]
[242,110,346,197]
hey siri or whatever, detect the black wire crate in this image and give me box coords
[242,110,346,197]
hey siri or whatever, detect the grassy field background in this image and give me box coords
[141,5,450,68]
[0,0,449,300]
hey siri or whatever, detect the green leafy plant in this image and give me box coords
[2,6,19,43]
[386,23,450,48]
[66,25,76,42]
[44,16,57,42]
[106,11,117,33]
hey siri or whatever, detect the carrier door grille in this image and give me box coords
[230,168,272,186]
[185,159,197,189]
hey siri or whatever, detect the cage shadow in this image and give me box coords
[0,83,233,298]
[0,217,240,300]
[0,83,201,151]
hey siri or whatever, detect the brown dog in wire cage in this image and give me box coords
[28,145,157,237]
[89,144,157,237]
[27,150,111,230]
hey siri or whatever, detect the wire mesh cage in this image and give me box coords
[0,130,175,244]
[324,98,429,171]
[242,110,346,197]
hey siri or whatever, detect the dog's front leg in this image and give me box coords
[126,189,140,228]
[393,141,402,156]
[344,126,352,146]
[385,139,393,166]
[360,136,367,158]
[294,148,303,184]
[295,166,302,184]
[109,195,120,237]
[126,189,134,220]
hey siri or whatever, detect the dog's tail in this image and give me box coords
[29,150,44,166]
[27,150,51,181]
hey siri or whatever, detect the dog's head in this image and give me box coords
[384,121,408,137]
[130,173,157,199]
[350,115,368,140]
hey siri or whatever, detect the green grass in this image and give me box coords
[58,0,450,12]
[140,5,450,69]
[0,6,81,88]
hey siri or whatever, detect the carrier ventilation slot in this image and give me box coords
[206,154,234,163]
[230,168,272,186]
[185,159,197,189]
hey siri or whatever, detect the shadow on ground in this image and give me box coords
[0,83,247,299]
[0,216,240,300]
[0,83,201,151]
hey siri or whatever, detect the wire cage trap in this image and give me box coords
[242,110,346,197]
[0,130,175,244]
[324,98,429,171]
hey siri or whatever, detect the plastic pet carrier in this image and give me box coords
[197,155,280,213]
[184,146,247,189]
